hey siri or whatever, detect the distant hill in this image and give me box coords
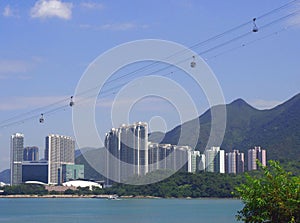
[148,131,166,143]
[154,93,300,161]
[75,149,82,158]
[75,148,106,181]
[0,169,10,184]
[76,93,300,180]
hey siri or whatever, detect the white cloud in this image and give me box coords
[286,2,300,27]
[3,5,12,17]
[79,24,93,29]
[2,5,19,18]
[30,0,73,20]
[101,23,137,31]
[249,99,282,110]
[0,57,43,80]
[287,14,300,27]
[80,2,104,10]
[0,60,31,79]
[80,22,148,31]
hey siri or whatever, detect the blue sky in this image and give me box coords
[0,0,300,171]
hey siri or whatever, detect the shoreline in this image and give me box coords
[0,195,108,199]
[0,194,239,199]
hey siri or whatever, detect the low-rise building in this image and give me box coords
[61,164,84,183]
[22,161,48,184]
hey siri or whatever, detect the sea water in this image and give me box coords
[0,198,243,223]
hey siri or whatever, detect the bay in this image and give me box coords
[0,198,243,223]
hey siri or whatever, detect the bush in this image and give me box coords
[64,189,76,195]
[235,160,300,223]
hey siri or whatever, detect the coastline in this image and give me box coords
[0,194,239,199]
[0,194,106,199]
[0,195,162,199]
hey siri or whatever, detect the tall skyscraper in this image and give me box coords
[105,128,121,184]
[226,150,244,174]
[23,146,39,161]
[148,143,194,173]
[198,153,206,171]
[188,151,206,172]
[157,144,173,170]
[10,133,24,185]
[204,146,225,173]
[248,146,267,171]
[148,142,159,172]
[105,122,148,184]
[191,151,200,173]
[148,143,172,172]
[173,146,193,172]
[45,134,75,184]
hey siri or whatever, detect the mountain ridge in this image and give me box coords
[150,93,300,161]
[76,94,300,180]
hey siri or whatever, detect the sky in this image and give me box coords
[0,0,300,171]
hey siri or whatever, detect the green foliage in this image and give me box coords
[104,170,246,198]
[235,160,300,223]
[64,188,76,195]
[91,186,104,195]
[154,94,300,162]
[280,160,300,176]
[2,184,47,195]
[77,186,93,195]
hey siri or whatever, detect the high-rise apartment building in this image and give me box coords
[204,146,225,173]
[148,142,159,172]
[105,122,200,185]
[10,133,24,185]
[189,151,206,172]
[148,143,173,172]
[105,122,149,184]
[45,134,75,185]
[148,143,193,173]
[173,145,193,172]
[23,146,39,161]
[226,150,244,174]
[191,151,200,173]
[198,153,206,171]
[248,146,266,171]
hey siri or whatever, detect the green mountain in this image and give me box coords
[77,94,300,180]
[151,93,300,161]
[75,147,106,181]
[0,169,10,184]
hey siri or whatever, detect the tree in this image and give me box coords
[235,160,300,223]
[2,184,47,195]
[64,188,76,195]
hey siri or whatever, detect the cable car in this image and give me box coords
[69,96,74,107]
[39,113,44,123]
[252,18,258,32]
[190,56,196,68]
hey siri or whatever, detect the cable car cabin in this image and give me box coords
[69,96,74,107]
[190,56,196,68]
[252,18,258,32]
[39,114,44,123]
